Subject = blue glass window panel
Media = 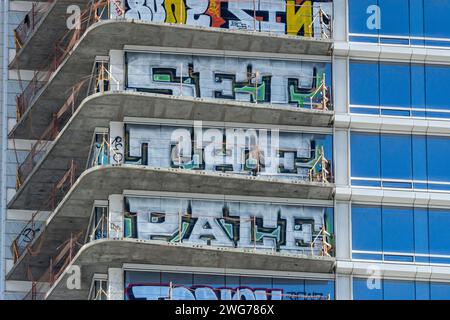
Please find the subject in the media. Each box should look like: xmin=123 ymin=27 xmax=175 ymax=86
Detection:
xmin=379 ymin=38 xmax=409 ymax=45
xmin=424 ymin=40 xmax=450 ymax=48
xmin=378 ymin=0 xmax=410 ymax=36
xmin=430 ymin=257 xmax=450 ymax=265
xmin=414 ymin=208 xmax=429 ymax=255
xmin=382 ymin=181 xmax=412 ymax=189
xmin=383 ymin=279 xmax=415 ymax=300
xmin=412 ymin=135 xmax=427 ymax=181
xmin=426 ymin=136 xmax=450 ymax=182
xmin=430 ymin=282 xmax=450 ymax=300
xmin=415 ymin=256 xmax=430 ymax=263
xmin=349 ymin=0 xmax=380 ymax=35
xmin=412 ymin=111 xmax=426 ymax=118
xmin=382 ymin=207 xmax=414 ymax=253
xmin=409 ymin=0 xmax=424 ymax=38
xmin=351 ymin=132 xmax=381 ymax=179
xmin=425 ymin=111 xmax=450 ymax=119
xmin=352 ymin=205 xmax=382 ymax=252
xmin=380 ymin=134 xmax=412 ymax=180
xmin=429 ymin=209 xmax=450 ymax=256
xmin=351 ymin=179 xmax=381 ymax=187
xmin=425 ymin=66 xmax=450 ymax=111
xmin=353 ymin=278 xmax=383 ymax=300
xmin=413 ymin=183 xmax=428 ymax=190
xmin=350 ymin=62 xmax=380 ymax=106
xmin=350 ymin=107 xmax=380 ymax=115
xmin=428 ymin=184 xmax=450 ymax=192
xmin=384 ymin=255 xmax=414 ymax=262
xmin=305 ymin=280 xmax=334 ymax=300
xmin=352 ymin=253 xmax=382 ymax=260
xmin=349 ymin=36 xmax=379 ymax=43
xmin=415 ymin=282 xmax=430 ymax=300
xmin=380 ymin=109 xmax=411 ymax=117
xmin=424 ymin=1 xmax=450 ymax=39
xmin=411 ymin=65 xmax=425 ymax=111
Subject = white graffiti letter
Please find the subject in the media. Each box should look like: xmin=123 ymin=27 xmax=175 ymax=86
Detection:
xmin=66 ymin=265 xmax=81 ymax=290
xmin=186 ymin=0 xmax=210 ymax=26
xmin=125 ymin=0 xmax=153 ymax=21
xmin=366 ymin=5 xmax=381 ymax=30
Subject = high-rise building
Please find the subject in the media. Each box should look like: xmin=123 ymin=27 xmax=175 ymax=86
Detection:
xmin=1 ymin=0 xmax=450 ymax=300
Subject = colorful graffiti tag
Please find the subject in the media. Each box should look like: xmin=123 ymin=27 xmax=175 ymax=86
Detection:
xmin=124 ymin=196 xmax=334 ymax=255
xmin=115 ymin=0 xmax=332 ymax=37
xmin=126 ymin=52 xmax=331 ymax=109
xmin=118 ymin=123 xmax=332 ymax=182
xmin=124 ymin=271 xmax=335 ymax=300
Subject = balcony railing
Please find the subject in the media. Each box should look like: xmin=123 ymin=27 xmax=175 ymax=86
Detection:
xmin=11 ymin=160 xmax=77 ymax=264
xmin=14 ymin=0 xmax=54 ymax=51
xmin=23 ymin=230 xmax=84 ymax=300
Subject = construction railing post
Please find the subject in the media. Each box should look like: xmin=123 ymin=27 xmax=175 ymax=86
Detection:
xmin=49 ymin=258 xmax=53 ymax=284
xmin=253 ymin=216 xmax=256 ymax=251
xmin=321 ymin=73 xmax=327 ymax=110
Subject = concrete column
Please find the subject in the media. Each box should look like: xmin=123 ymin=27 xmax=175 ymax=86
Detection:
xmin=332 ymin=56 xmax=348 ymax=115
xmin=109 ymin=121 xmax=124 ymax=165
xmin=333 ymin=0 xmax=348 ymax=42
xmin=336 ymin=274 xmax=352 ymax=300
xmin=107 ymin=268 xmax=124 ymax=300
xmin=335 ymin=201 xmax=351 ymax=260
xmin=334 ymin=129 xmax=350 ymax=187
xmin=108 ymin=194 xmax=124 ymax=239
xmin=109 ymin=50 xmax=124 ymax=90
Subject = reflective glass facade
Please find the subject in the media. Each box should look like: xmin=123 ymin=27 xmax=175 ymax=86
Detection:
xmin=351 ymin=132 xmax=450 ymax=190
xmin=352 ymin=205 xmax=450 ymax=264
xmin=350 ymin=61 xmax=450 ymax=118
xmin=349 ymin=0 xmax=450 ymax=47
xmin=353 ymin=278 xmax=450 ymax=300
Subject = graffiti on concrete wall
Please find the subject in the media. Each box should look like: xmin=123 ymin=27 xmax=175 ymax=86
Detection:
xmin=124 ymin=196 xmax=334 ymax=255
xmin=126 ymin=52 xmax=331 ymax=109
xmin=120 ymin=123 xmax=332 ymax=182
xmin=115 ymin=0 xmax=332 ymax=37
xmin=124 ymin=270 xmax=334 ymax=300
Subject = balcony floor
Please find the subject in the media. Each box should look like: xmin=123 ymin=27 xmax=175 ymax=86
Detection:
xmin=12 ymin=18 xmax=333 ymax=71
xmin=41 ymin=239 xmax=336 ymax=300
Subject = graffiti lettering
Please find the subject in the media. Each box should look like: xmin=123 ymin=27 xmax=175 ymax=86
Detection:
xmin=116 ymin=0 xmax=332 ymax=37
xmin=126 ymin=52 xmax=331 ymax=109
xmin=124 ymin=123 xmax=330 ymax=182
xmin=125 ymin=196 xmax=333 ymax=255
xmin=127 ymin=284 xmax=283 ymax=300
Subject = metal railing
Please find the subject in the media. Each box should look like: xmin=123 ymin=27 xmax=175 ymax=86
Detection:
xmin=15 ymin=0 xmax=105 ymax=121
xmin=14 ymin=0 xmax=54 ymax=51
xmin=23 ymin=230 xmax=84 ymax=300
xmin=11 ymin=160 xmax=77 ymax=263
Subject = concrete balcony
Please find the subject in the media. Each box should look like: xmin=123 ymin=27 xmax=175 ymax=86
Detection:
xmin=12 ymin=2 xmax=333 ymax=71
xmin=14 ymin=238 xmax=335 ymax=300
xmin=11 ymin=84 xmax=334 ymax=141
xmin=8 ymin=164 xmax=334 ymax=281
xmin=10 ymin=18 xmax=333 ymax=141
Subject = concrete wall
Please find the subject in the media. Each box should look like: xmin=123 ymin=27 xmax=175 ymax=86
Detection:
xmin=125 ymin=51 xmax=331 ymax=108
xmin=113 ymin=0 xmax=332 ymax=37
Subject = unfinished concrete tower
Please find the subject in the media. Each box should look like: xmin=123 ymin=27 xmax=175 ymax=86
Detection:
xmin=2 ymin=0 xmax=450 ymax=300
